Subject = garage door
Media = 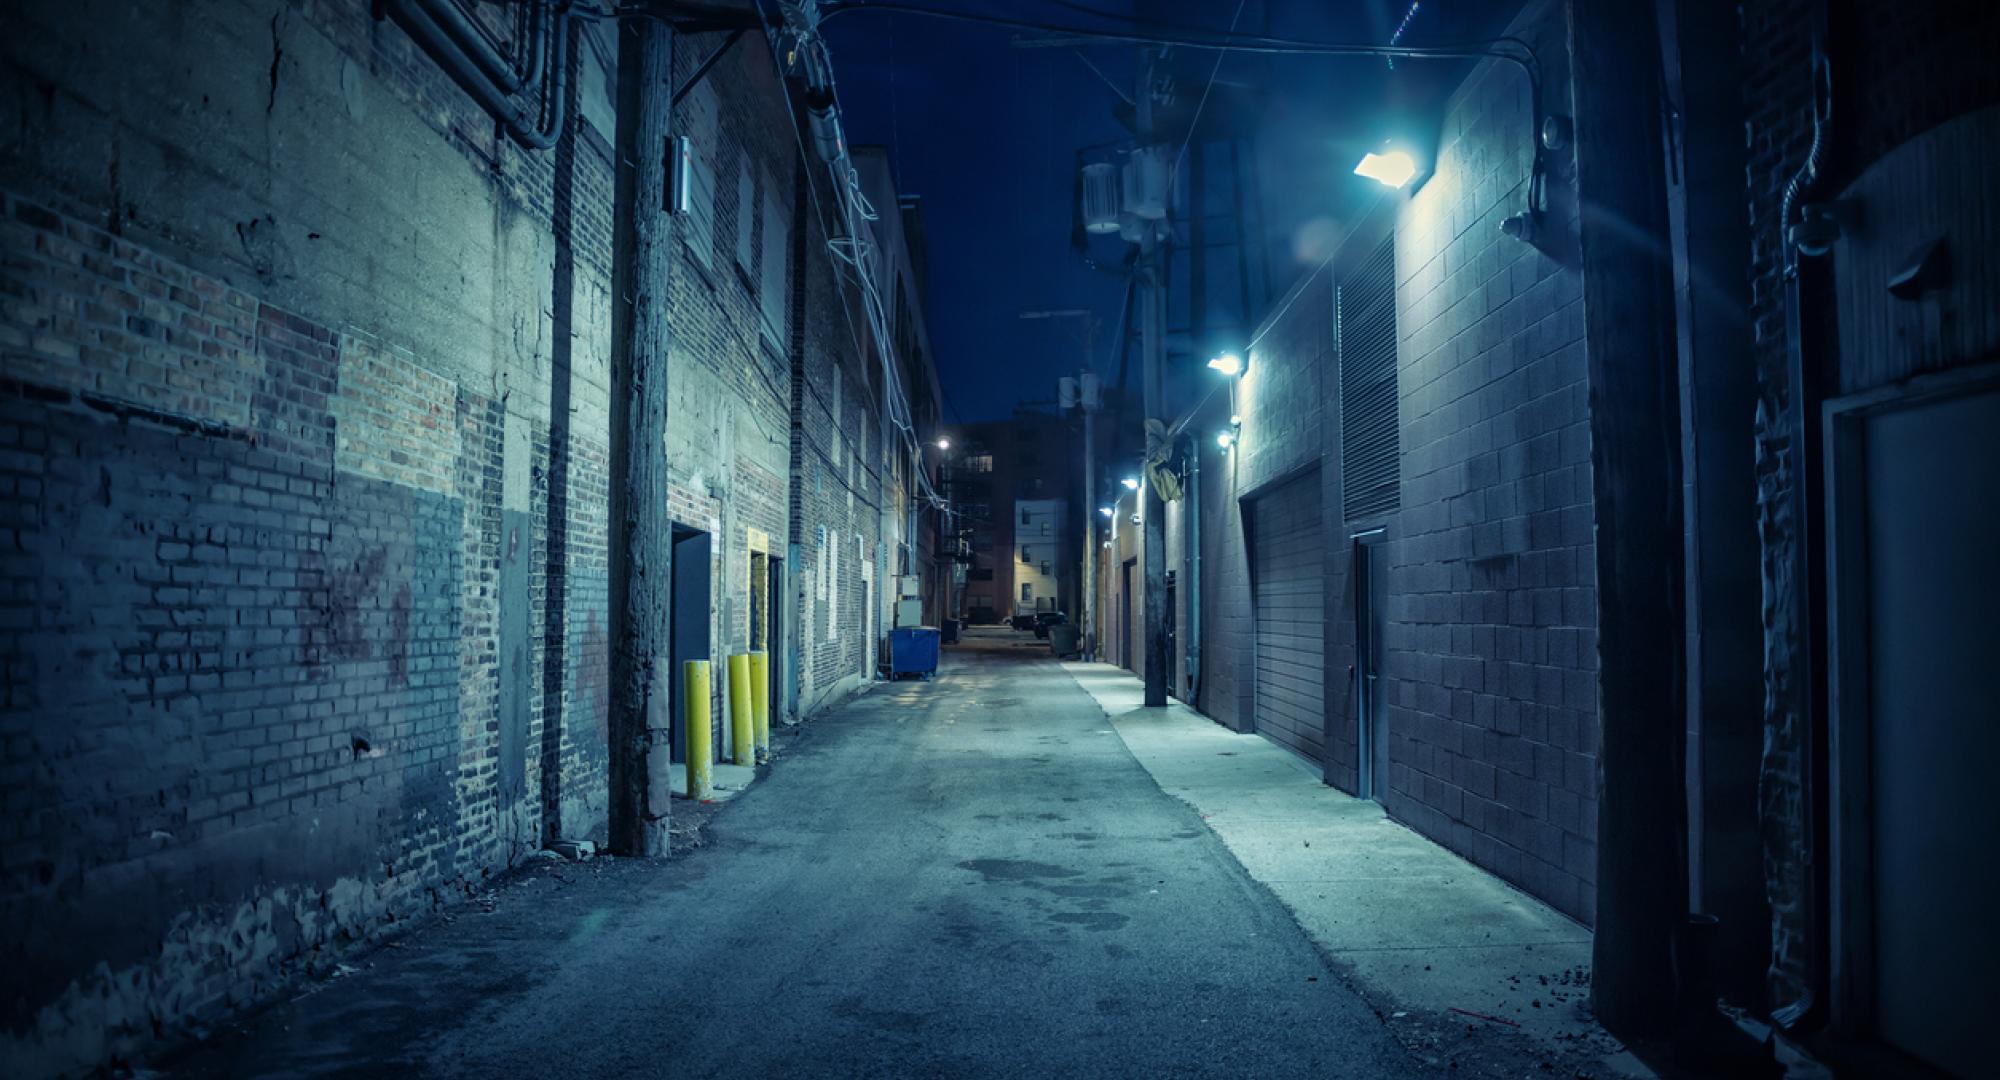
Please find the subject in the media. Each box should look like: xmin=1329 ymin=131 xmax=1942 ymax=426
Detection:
xmin=1250 ymin=471 xmax=1325 ymax=765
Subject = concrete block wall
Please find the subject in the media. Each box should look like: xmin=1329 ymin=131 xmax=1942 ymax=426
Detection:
xmin=1384 ymin=0 xmax=1595 ymax=923
xmin=0 ymin=0 xmax=626 ymax=1069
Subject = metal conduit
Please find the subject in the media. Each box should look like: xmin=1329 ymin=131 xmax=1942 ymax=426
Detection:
xmin=385 ymin=0 xmax=570 ymax=150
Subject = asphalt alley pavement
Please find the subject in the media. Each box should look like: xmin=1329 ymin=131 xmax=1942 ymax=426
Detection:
xmin=169 ymin=629 xmax=1430 ymax=1079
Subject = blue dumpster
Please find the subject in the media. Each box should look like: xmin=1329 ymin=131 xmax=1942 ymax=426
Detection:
xmin=889 ymin=627 xmax=940 ymax=680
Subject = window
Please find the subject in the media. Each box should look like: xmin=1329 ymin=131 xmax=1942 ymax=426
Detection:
xmin=1021 ymin=583 xmax=1033 ymax=602
xmin=966 ymin=454 xmax=993 ymax=473
xmin=1040 ymin=561 xmax=1050 ymax=576
xmin=1020 ymin=546 xmax=1031 ymax=563
xmin=734 ymin=157 xmax=756 ymax=275
xmin=680 ymin=84 xmax=720 ymax=268
xmin=1020 ymin=507 xmax=1031 ymax=525
xmin=1040 ymin=521 xmax=1050 ymax=536
xmin=759 ymin=172 xmax=789 ymax=344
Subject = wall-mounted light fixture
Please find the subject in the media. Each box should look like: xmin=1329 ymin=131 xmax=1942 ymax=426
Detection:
xmin=1216 ymin=430 xmax=1235 ymax=449
xmin=1354 ymin=148 xmax=1420 ymax=189
xmin=936 ymin=437 xmax=950 ymax=451
xmin=1206 ymin=353 xmax=1244 ymax=377
xmin=1121 ymin=476 xmax=1140 ymax=491
xmin=1099 ymin=506 xmax=1115 ymax=517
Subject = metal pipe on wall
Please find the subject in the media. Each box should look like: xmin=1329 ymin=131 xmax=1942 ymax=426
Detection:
xmin=385 ymin=0 xmax=570 ymax=150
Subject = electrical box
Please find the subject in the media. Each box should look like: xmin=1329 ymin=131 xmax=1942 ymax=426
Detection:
xmin=895 ymin=598 xmax=925 ymax=628
xmin=896 ymin=575 xmax=921 ymax=598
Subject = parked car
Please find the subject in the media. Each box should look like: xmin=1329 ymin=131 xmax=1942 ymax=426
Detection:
xmin=1032 ymin=611 xmax=1068 ymax=639
xmin=1010 ymin=614 xmax=1037 ymax=631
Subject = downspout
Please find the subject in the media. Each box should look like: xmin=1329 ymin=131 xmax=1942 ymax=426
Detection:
xmin=386 ymin=0 xmax=570 ymax=150
xmin=1769 ymin=3 xmax=1834 ymax=1032
xmin=1186 ymin=432 xmax=1201 ymax=702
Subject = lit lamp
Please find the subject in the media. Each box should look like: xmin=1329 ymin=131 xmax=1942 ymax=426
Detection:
xmin=1099 ymin=506 xmax=1115 ymax=517
xmin=1121 ymin=476 xmax=1140 ymax=491
xmin=1216 ymin=430 xmax=1235 ymax=449
xmin=936 ymin=437 xmax=951 ymax=451
xmin=1206 ymin=353 xmax=1244 ymax=377
xmin=1354 ymin=148 xmax=1420 ymax=189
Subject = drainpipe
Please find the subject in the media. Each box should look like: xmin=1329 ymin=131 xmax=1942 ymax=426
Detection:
xmin=385 ymin=0 xmax=570 ymax=150
xmin=1185 ymin=432 xmax=1201 ymax=702
xmin=1769 ymin=3 xmax=1835 ymax=1032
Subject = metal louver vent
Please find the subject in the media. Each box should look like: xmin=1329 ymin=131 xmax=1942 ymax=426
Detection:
xmin=1339 ymin=236 xmax=1401 ymax=522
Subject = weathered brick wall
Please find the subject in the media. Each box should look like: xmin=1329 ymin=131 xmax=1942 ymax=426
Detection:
xmin=1385 ymin=0 xmax=1594 ymax=922
xmin=0 ymin=0 xmax=620 ymax=1070
xmin=665 ymin=32 xmax=801 ymax=747
xmin=1739 ymin=0 xmax=2000 ymax=1018
xmin=789 ymin=199 xmax=883 ymax=714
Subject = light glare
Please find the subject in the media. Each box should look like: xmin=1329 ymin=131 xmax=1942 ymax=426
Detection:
xmin=1354 ymin=149 xmax=1419 ymax=189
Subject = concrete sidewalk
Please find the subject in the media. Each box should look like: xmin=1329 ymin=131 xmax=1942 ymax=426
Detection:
xmin=1062 ymin=661 xmax=1648 ymax=1077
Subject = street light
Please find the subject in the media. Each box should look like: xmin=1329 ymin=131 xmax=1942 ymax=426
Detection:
xmin=1354 ymin=148 xmax=1419 ymax=189
xmin=1207 ymin=353 xmax=1244 ymax=377
xmin=936 ymin=437 xmax=950 ymax=451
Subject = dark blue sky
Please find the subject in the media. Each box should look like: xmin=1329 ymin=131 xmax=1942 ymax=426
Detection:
xmin=824 ymin=1 xmax=1491 ymax=424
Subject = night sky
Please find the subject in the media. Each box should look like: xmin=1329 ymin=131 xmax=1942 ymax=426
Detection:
xmin=825 ymin=0 xmax=1495 ymax=425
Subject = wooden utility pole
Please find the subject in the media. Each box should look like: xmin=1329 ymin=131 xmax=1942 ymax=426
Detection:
xmin=607 ymin=16 xmax=675 ymax=857
xmin=1137 ymin=48 xmax=1169 ymax=708
xmin=1567 ymin=0 xmax=1689 ymax=1037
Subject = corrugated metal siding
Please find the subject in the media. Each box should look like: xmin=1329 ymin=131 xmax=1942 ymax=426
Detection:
xmin=1339 ymin=235 xmax=1400 ymax=522
xmin=1250 ymin=470 xmax=1325 ymax=764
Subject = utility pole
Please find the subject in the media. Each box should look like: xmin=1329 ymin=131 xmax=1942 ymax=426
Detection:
xmin=606 ymin=16 xmax=675 ymax=856
xmin=1023 ymin=309 xmax=1102 ymax=661
xmin=1569 ymin=0 xmax=1688 ymax=1039
xmin=1137 ymin=48 xmax=1168 ymax=708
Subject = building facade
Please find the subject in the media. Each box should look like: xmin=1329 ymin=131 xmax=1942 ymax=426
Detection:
xmin=1091 ymin=0 xmax=1999 ymax=1068
xmin=0 ymin=2 xmax=941 ymax=1071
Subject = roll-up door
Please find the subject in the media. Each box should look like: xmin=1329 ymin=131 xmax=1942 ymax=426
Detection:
xmin=1250 ymin=470 xmax=1325 ymax=765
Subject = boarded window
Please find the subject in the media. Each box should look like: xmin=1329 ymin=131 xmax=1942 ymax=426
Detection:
xmin=1339 ymin=235 xmax=1401 ymax=522
xmin=759 ymin=173 xmax=789 ymax=344
xmin=679 ymin=84 xmax=720 ymax=268
xmin=734 ymin=158 xmax=756 ymax=275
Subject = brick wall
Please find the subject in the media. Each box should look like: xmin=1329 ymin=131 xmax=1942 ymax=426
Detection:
xmin=665 ymin=32 xmax=806 ymax=746
xmin=0 ymin=0 xmax=623 ymax=1069
xmin=1739 ymin=0 xmax=2000 ymax=1018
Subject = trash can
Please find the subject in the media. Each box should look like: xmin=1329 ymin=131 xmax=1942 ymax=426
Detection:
xmin=1048 ymin=623 xmax=1081 ymax=658
xmin=941 ymin=618 xmax=960 ymax=644
xmin=889 ymin=626 xmax=940 ymax=680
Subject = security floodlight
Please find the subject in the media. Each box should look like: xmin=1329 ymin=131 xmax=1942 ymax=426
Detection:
xmin=1121 ymin=477 xmax=1140 ymax=491
xmin=1354 ymin=149 xmax=1419 ymax=189
xmin=1099 ymin=506 xmax=1115 ymax=517
xmin=1230 ymin=414 xmax=1242 ymax=426
xmin=936 ymin=438 xmax=950 ymax=451
xmin=1207 ymin=353 xmax=1244 ymax=377
xmin=1216 ymin=431 xmax=1235 ymax=449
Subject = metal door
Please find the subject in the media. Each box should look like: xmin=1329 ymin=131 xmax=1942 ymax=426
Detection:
xmin=1249 ymin=471 xmax=1325 ymax=765
xmin=1353 ymin=531 xmax=1389 ymax=799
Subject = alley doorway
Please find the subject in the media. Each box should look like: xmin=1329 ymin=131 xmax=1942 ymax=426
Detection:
xmin=1826 ymin=372 xmax=2000 ymax=1078
xmin=669 ymin=526 xmax=712 ymax=762
xmin=1352 ymin=530 xmax=1389 ymax=800
xmin=1248 ymin=470 xmax=1326 ymax=767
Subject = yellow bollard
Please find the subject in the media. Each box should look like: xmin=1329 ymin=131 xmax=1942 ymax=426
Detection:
xmin=749 ymin=651 xmax=770 ymax=762
xmin=727 ymin=653 xmax=754 ymax=767
xmin=684 ymin=660 xmax=713 ymax=800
